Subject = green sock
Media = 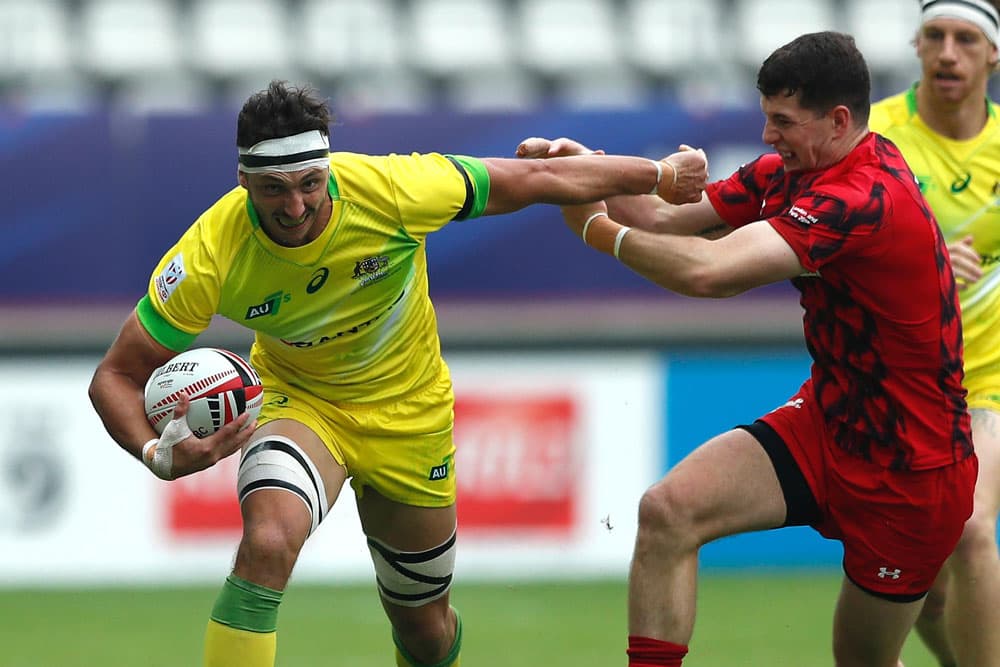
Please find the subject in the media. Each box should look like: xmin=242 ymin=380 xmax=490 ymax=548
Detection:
xmin=210 ymin=574 xmax=283 ymax=632
xmin=204 ymin=575 xmax=284 ymax=667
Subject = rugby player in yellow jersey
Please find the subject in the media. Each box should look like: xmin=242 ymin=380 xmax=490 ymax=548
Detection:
xmin=870 ymin=1 xmax=1000 ymax=665
xmin=87 ymin=80 xmax=708 ymax=667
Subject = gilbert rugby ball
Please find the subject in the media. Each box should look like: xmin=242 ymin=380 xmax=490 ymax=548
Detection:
xmin=144 ymin=347 xmax=263 ymax=437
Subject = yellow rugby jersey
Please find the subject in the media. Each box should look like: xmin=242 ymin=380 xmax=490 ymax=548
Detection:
xmin=871 ymin=85 xmax=1000 ymax=381
xmin=138 ymin=151 xmax=489 ymax=403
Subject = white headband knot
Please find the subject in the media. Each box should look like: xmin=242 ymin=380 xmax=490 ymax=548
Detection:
xmin=921 ymin=0 xmax=1000 ymax=45
xmin=237 ymin=129 xmax=330 ymax=174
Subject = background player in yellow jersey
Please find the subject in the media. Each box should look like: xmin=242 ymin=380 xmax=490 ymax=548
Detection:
xmin=87 ymin=80 xmax=708 ymax=667
xmin=870 ymin=1 xmax=1000 ymax=665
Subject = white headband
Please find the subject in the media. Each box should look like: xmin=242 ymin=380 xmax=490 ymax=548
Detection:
xmin=237 ymin=129 xmax=330 ymax=173
xmin=921 ymin=0 xmax=1000 ymax=45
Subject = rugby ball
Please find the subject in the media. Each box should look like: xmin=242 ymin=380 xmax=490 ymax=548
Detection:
xmin=144 ymin=347 xmax=263 ymax=437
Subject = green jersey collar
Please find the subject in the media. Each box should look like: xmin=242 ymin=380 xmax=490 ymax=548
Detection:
xmin=906 ymin=82 xmax=996 ymax=119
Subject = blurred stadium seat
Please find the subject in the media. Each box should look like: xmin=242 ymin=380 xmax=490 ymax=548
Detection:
xmin=189 ymin=0 xmax=295 ymax=82
xmin=844 ymin=0 xmax=922 ymax=91
xmin=0 ymin=0 xmax=946 ymax=111
xmin=0 ymin=0 xmax=99 ymax=110
xmin=731 ymin=0 xmax=840 ymax=72
xmin=625 ymin=0 xmax=728 ymax=80
xmin=76 ymin=0 xmax=212 ymax=112
xmin=297 ymin=0 xmax=403 ymax=80
xmin=516 ymin=0 xmax=624 ymax=77
xmin=622 ymin=0 xmax=750 ymax=107
xmin=78 ymin=0 xmax=184 ymax=83
xmin=514 ymin=0 xmax=643 ymax=108
xmin=408 ymin=0 xmax=514 ymax=78
xmin=0 ymin=0 xmax=74 ymax=80
xmin=407 ymin=0 xmax=539 ymax=110
xmin=296 ymin=0 xmax=433 ymax=113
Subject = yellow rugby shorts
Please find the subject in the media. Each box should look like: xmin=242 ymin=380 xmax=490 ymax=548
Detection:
xmin=254 ymin=362 xmax=457 ymax=507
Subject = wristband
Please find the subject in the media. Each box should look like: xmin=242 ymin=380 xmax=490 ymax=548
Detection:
xmin=663 ymin=160 xmax=677 ymax=193
xmin=613 ymin=226 xmax=632 ymax=260
xmin=141 ymin=438 xmax=158 ymax=464
xmin=649 ymin=160 xmax=663 ymax=195
xmin=583 ymin=215 xmax=626 ymax=256
xmin=581 ymin=211 xmax=608 ymax=244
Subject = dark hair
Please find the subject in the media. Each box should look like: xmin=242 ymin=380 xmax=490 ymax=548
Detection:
xmin=756 ymin=31 xmax=871 ymax=125
xmin=236 ymin=80 xmax=333 ymax=148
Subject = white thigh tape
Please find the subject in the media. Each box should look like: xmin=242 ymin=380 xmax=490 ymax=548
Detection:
xmin=367 ymin=529 xmax=457 ymax=608
xmin=237 ymin=436 xmax=329 ymax=535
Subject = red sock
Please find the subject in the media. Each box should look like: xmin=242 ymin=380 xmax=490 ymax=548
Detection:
xmin=627 ymin=635 xmax=688 ymax=666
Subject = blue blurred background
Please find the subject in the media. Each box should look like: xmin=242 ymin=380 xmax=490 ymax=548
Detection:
xmin=2 ymin=107 xmax=771 ymax=303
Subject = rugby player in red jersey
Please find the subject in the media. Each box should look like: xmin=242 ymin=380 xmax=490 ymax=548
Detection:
xmin=519 ymin=31 xmax=976 ymax=667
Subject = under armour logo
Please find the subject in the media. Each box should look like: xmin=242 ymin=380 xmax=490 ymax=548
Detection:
xmin=877 ymin=567 xmax=901 ymax=580
xmin=773 ymin=398 xmax=804 ymax=412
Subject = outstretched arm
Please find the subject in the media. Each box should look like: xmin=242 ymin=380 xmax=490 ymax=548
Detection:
xmin=480 ymin=150 xmax=707 ymax=216
xmin=514 ymin=136 xmax=722 ymax=236
xmin=562 ymin=203 xmax=804 ymax=298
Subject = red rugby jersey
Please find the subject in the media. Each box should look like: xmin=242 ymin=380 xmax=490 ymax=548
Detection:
xmin=706 ymin=133 xmax=972 ymax=470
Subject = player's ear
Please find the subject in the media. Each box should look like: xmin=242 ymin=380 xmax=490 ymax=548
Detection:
xmin=238 ymin=170 xmax=249 ymax=189
xmin=831 ymin=105 xmax=852 ymax=134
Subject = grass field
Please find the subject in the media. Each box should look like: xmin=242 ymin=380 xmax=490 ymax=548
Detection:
xmin=0 ymin=573 xmax=939 ymax=666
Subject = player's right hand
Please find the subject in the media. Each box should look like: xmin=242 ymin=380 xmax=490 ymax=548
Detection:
xmin=144 ymin=393 xmax=256 ymax=480
xmin=948 ymin=235 xmax=982 ymax=287
xmin=516 ymin=136 xmax=602 ymax=158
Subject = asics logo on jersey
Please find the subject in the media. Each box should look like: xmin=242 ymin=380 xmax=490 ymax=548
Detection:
xmin=245 ymin=290 xmax=290 ymax=320
xmin=306 ymin=267 xmax=329 ymax=294
xmin=951 ymin=172 xmax=972 ymax=193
